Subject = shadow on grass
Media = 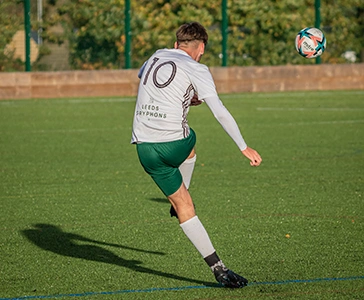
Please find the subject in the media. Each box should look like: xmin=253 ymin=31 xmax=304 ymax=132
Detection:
xmin=21 ymin=224 xmax=217 ymax=287
xmin=149 ymin=197 xmax=169 ymax=204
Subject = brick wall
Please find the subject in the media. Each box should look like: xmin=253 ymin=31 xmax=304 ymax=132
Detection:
xmin=0 ymin=63 xmax=363 ymax=100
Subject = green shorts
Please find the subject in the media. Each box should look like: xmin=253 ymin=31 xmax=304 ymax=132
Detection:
xmin=136 ymin=129 xmax=196 ymax=196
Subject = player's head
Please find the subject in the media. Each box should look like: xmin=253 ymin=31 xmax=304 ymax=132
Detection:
xmin=176 ymin=22 xmax=208 ymax=46
xmin=175 ymin=22 xmax=208 ymax=62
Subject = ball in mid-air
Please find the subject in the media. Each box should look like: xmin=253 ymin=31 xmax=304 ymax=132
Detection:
xmin=295 ymin=27 xmax=326 ymax=59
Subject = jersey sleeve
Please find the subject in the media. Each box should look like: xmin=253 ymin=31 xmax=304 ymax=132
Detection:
xmin=204 ymin=96 xmax=248 ymax=151
xmin=189 ymin=64 xmax=219 ymax=99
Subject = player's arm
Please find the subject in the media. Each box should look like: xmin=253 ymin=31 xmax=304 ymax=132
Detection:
xmin=204 ymin=96 xmax=262 ymax=166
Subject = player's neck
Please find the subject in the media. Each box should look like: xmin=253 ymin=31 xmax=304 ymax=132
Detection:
xmin=174 ymin=41 xmax=204 ymax=62
xmin=176 ymin=46 xmax=203 ymax=62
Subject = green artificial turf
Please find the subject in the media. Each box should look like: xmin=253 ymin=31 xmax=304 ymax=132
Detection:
xmin=0 ymin=90 xmax=363 ymax=299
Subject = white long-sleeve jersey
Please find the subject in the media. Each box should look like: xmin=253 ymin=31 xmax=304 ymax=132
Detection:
xmin=131 ymin=48 xmax=247 ymax=151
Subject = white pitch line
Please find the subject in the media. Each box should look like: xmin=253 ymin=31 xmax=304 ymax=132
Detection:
xmin=280 ymin=120 xmax=364 ymax=126
xmin=67 ymin=98 xmax=136 ymax=104
xmin=28 ymin=127 xmax=125 ymax=134
xmin=0 ymin=97 xmax=136 ymax=106
xmin=0 ymin=127 xmax=125 ymax=134
xmin=25 ymin=120 xmax=364 ymax=133
xmin=257 ymin=107 xmax=364 ymax=111
xmin=221 ymin=90 xmax=364 ymax=99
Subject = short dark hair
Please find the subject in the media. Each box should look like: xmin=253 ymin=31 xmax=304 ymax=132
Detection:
xmin=176 ymin=22 xmax=208 ymax=46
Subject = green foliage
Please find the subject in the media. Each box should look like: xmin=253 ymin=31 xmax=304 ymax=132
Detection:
xmin=0 ymin=0 xmax=24 ymax=71
xmin=321 ymin=0 xmax=364 ymax=63
xmin=132 ymin=1 xmax=221 ymax=68
xmin=0 ymin=0 xmax=363 ymax=70
xmin=0 ymin=0 xmax=66 ymax=71
xmin=226 ymin=0 xmax=364 ymax=65
xmin=56 ymin=0 xmax=125 ymax=69
xmin=227 ymin=0 xmax=312 ymax=66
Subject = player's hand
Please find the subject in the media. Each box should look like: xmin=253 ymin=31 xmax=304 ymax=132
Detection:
xmin=242 ymin=147 xmax=262 ymax=167
xmin=190 ymin=94 xmax=203 ymax=106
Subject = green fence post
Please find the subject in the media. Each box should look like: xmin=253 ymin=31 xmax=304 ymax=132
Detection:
xmin=222 ymin=0 xmax=228 ymax=67
xmin=24 ymin=0 xmax=31 ymax=71
xmin=124 ymin=0 xmax=131 ymax=69
xmin=315 ymin=0 xmax=321 ymax=64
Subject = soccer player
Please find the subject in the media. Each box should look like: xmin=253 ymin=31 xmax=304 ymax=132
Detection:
xmin=131 ymin=22 xmax=262 ymax=288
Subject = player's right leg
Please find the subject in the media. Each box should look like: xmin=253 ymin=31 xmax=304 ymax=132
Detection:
xmin=167 ymin=182 xmax=195 ymax=223
xmin=170 ymin=148 xmax=197 ymax=218
xmin=135 ymin=131 xmax=248 ymax=288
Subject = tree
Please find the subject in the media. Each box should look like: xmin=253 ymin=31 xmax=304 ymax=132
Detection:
xmin=0 ymin=0 xmax=25 ymax=71
xmin=49 ymin=0 xmax=364 ymax=68
xmin=226 ymin=0 xmax=364 ymax=65
xmin=321 ymin=0 xmax=364 ymax=63
xmin=1 ymin=0 xmax=363 ymax=71
xmin=57 ymin=0 xmax=125 ymax=69
xmin=131 ymin=1 xmax=222 ymax=68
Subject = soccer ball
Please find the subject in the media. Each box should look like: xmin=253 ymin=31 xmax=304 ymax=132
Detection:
xmin=295 ymin=27 xmax=326 ymax=59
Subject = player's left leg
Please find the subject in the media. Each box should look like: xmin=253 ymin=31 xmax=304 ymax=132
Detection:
xmin=179 ymin=148 xmax=196 ymax=190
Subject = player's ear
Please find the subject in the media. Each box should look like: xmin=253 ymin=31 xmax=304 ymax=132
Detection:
xmin=174 ymin=42 xmax=178 ymax=49
xmin=199 ymin=42 xmax=205 ymax=55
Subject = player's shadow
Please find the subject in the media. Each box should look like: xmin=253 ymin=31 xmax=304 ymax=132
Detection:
xmin=21 ymin=224 xmax=216 ymax=286
xmin=149 ymin=197 xmax=169 ymax=204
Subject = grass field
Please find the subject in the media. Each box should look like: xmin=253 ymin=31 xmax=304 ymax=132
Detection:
xmin=0 ymin=90 xmax=363 ymax=299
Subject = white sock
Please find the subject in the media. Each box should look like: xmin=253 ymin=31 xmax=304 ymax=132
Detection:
xmin=180 ymin=215 xmax=215 ymax=258
xmin=179 ymin=155 xmax=196 ymax=189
